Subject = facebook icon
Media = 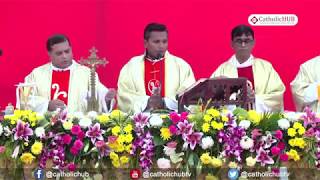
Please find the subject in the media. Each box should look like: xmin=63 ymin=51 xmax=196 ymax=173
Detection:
xmin=34 ymin=168 xmax=45 ymax=180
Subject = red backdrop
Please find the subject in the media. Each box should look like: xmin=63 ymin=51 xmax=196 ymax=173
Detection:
xmin=1 ymin=0 xmax=319 ymax=111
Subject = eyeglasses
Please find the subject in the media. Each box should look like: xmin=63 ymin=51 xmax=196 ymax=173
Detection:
xmin=233 ymin=39 xmax=254 ymax=46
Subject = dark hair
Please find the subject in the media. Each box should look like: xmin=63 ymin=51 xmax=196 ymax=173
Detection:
xmin=144 ymin=23 xmax=168 ymax=40
xmin=46 ymin=34 xmax=71 ymax=52
xmin=231 ymin=25 xmax=254 ymax=40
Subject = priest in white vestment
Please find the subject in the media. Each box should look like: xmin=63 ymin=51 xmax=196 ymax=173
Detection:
xmin=210 ymin=25 xmax=285 ymax=112
xmin=291 ymin=56 xmax=320 ymax=112
xmin=117 ymin=23 xmax=195 ymax=113
xmin=17 ymin=34 xmax=116 ymax=114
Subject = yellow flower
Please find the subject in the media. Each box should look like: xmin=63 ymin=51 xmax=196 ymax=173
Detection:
xmin=112 ymin=160 xmax=121 ymax=168
xmin=221 ymin=115 xmax=229 ymax=122
xmin=295 ymin=138 xmax=306 ymax=149
xmin=110 ymin=110 xmax=122 ymax=119
xmin=24 ymin=142 xmax=29 ymax=146
xmin=287 ymin=149 xmax=300 ymax=161
xmin=202 ymin=123 xmax=210 ymax=133
xmin=124 ymin=124 xmax=133 ymax=133
xmin=246 ymin=156 xmax=256 ymax=167
xmin=125 ymin=134 xmax=133 ymax=143
xmin=211 ymin=157 xmax=222 ymax=167
xmin=203 ymin=114 xmax=212 ymax=122
xmin=287 ymin=128 xmax=296 ymax=137
xmin=288 ymin=139 xmax=295 ymax=147
xmin=31 ymin=141 xmax=43 ymax=155
xmin=160 ymin=128 xmax=171 ymax=141
xmin=293 ymin=122 xmax=303 ymax=129
xmin=298 ymin=127 xmax=305 ymax=135
xmin=207 ymin=108 xmax=220 ymax=118
xmin=112 ymin=126 xmax=121 ymax=136
xmin=117 ymin=134 xmax=126 ymax=144
xmin=20 ymin=152 xmax=35 ymax=164
xmin=200 ymin=153 xmax=212 ymax=165
xmin=62 ymin=121 xmax=73 ymax=130
xmin=228 ymin=162 xmax=238 ymax=168
xmin=116 ymin=144 xmax=125 ymax=153
xmin=110 ymin=152 xmax=119 ymax=161
xmin=120 ymin=156 xmax=129 ymax=164
xmin=211 ymin=121 xmax=224 ymax=130
xmin=97 ymin=114 xmax=110 ymax=124
xmin=160 ymin=114 xmax=169 ymax=119
xmin=125 ymin=144 xmax=132 ymax=153
xmin=247 ymin=110 xmax=261 ymax=124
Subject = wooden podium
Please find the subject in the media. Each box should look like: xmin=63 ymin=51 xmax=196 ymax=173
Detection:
xmin=176 ymin=78 xmax=255 ymax=113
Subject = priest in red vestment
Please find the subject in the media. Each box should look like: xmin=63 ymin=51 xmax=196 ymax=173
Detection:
xmin=17 ymin=34 xmax=116 ymax=114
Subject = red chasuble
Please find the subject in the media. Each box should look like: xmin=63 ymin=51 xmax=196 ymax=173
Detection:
xmin=144 ymin=57 xmax=165 ymax=97
xmin=51 ymin=70 xmax=70 ymax=105
xmin=237 ymin=66 xmax=255 ymax=90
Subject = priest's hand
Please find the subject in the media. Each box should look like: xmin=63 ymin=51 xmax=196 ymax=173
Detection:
xmin=48 ymin=99 xmax=66 ymax=111
xmin=105 ymin=88 xmax=117 ymax=103
xmin=247 ymin=81 xmax=255 ymax=101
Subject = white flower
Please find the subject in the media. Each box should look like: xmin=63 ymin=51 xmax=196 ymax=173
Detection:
xmin=87 ymin=111 xmax=98 ymax=120
xmin=35 ymin=127 xmax=45 ymax=138
xmin=284 ymin=112 xmax=301 ymax=122
xmin=200 ymin=136 xmax=214 ymax=150
xmin=278 ymin=118 xmax=290 ymax=130
xmin=79 ymin=117 xmax=92 ymax=129
xmin=240 ymin=136 xmax=254 ymax=150
xmin=163 ymin=146 xmax=176 ymax=156
xmin=246 ymin=156 xmax=256 ymax=167
xmin=157 ymin=158 xmax=171 ymax=169
xmin=0 ymin=124 xmax=3 ymax=136
xmin=4 ymin=126 xmax=12 ymax=136
xmin=149 ymin=115 xmax=163 ymax=127
xmin=239 ymin=120 xmax=251 ymax=130
xmin=73 ymin=112 xmax=85 ymax=119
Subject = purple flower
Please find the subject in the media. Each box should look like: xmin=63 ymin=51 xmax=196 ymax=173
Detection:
xmin=85 ymin=123 xmax=105 ymax=144
xmin=13 ymin=120 xmax=33 ymax=141
xmin=183 ymin=132 xmax=203 ymax=150
xmin=301 ymin=106 xmax=320 ymax=128
xmin=95 ymin=141 xmax=110 ymax=158
xmin=177 ymin=120 xmax=193 ymax=139
xmin=256 ymin=147 xmax=274 ymax=166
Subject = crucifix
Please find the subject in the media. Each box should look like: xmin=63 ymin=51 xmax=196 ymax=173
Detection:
xmin=80 ymin=47 xmax=108 ymax=112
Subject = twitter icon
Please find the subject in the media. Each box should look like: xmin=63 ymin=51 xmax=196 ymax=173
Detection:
xmin=228 ymin=168 xmax=239 ymax=180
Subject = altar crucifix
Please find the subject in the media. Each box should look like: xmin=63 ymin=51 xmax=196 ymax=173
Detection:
xmin=80 ymin=47 xmax=108 ymax=112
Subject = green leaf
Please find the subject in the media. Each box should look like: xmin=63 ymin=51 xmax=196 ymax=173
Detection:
xmin=153 ymin=135 xmax=165 ymax=146
xmin=188 ymin=153 xmax=195 ymax=167
xmin=84 ymin=141 xmax=90 ymax=153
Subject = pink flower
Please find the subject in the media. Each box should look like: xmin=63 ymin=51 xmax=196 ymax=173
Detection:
xmin=71 ymin=125 xmax=81 ymax=135
xmin=169 ymin=112 xmax=181 ymax=124
xmin=12 ymin=120 xmax=33 ymax=141
xmin=166 ymin=141 xmax=177 ymax=148
xmin=108 ymin=136 xmax=118 ymax=143
xmin=68 ymin=163 xmax=76 ymax=171
xmin=62 ymin=134 xmax=72 ymax=145
xmin=73 ymin=139 xmax=84 ymax=150
xmin=280 ymin=153 xmax=288 ymax=162
xmin=0 ymin=146 xmax=6 ymax=154
xmin=169 ymin=125 xmax=177 ymax=135
xmin=95 ymin=141 xmax=105 ymax=148
xmin=77 ymin=131 xmax=85 ymax=140
xmin=70 ymin=147 xmax=79 ymax=156
xmin=274 ymin=130 xmax=283 ymax=140
xmin=251 ymin=129 xmax=262 ymax=139
xmin=85 ymin=123 xmax=105 ymax=144
xmin=271 ymin=146 xmax=280 ymax=155
xmin=277 ymin=142 xmax=285 ymax=150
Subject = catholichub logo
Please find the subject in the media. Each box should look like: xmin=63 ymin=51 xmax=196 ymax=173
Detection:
xmin=248 ymin=14 xmax=298 ymax=26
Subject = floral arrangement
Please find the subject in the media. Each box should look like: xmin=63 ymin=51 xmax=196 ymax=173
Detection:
xmin=1 ymin=106 xmax=320 ymax=179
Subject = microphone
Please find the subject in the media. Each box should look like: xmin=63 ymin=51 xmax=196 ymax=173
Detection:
xmin=0 ymin=49 xmax=2 ymax=56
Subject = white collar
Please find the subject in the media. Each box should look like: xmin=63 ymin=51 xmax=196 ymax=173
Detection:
xmin=229 ymin=54 xmax=254 ymax=68
xmin=51 ymin=60 xmax=76 ymax=71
